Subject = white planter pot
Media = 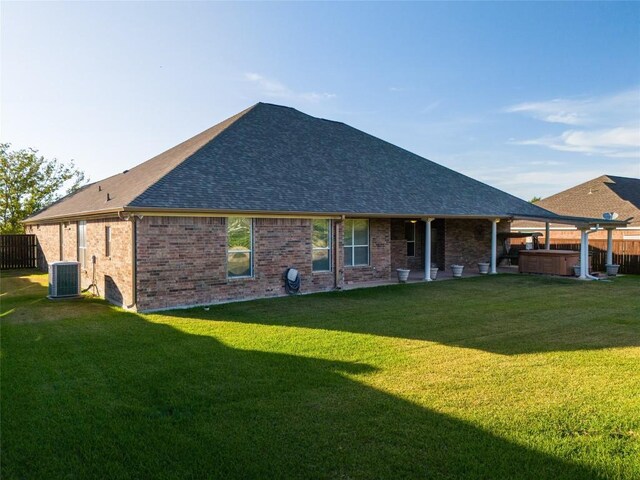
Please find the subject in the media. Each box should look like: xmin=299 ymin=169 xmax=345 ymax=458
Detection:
xmin=451 ymin=264 xmax=464 ymax=278
xmin=430 ymin=267 xmax=439 ymax=280
xmin=478 ymin=262 xmax=490 ymax=274
xmin=573 ymin=265 xmax=581 ymax=277
xmin=605 ymin=264 xmax=620 ymax=276
xmin=397 ymin=268 xmax=410 ymax=283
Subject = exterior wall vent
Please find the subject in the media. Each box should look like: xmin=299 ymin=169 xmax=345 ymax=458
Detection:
xmin=48 ymin=261 xmax=81 ymax=299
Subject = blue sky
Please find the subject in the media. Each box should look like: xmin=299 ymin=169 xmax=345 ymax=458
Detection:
xmin=2 ymin=1 xmax=639 ymax=200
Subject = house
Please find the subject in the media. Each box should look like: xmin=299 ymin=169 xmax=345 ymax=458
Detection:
xmin=512 ymin=175 xmax=640 ymax=241
xmin=24 ymin=103 xmax=626 ymax=311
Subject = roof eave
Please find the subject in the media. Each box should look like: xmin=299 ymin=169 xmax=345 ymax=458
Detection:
xmin=22 ymin=208 xmax=126 ymax=225
xmin=124 ymin=206 xmax=520 ymax=219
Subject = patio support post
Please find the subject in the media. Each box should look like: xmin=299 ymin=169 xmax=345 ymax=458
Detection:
xmin=424 ymin=218 xmax=434 ymax=281
xmin=490 ymin=219 xmax=499 ymax=274
xmin=545 ymin=222 xmax=550 ymax=249
xmin=579 ymin=228 xmax=588 ymax=280
xmin=606 ymin=228 xmax=614 ymax=266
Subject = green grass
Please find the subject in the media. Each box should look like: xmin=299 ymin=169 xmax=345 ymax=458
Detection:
xmin=1 ymin=270 xmax=639 ymax=479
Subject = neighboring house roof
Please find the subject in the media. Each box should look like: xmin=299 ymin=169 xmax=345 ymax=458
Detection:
xmin=513 ymin=175 xmax=640 ymax=229
xmin=25 ymin=103 xmax=626 ymax=226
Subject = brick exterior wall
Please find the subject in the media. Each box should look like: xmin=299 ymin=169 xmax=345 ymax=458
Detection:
xmin=444 ymin=219 xmax=510 ymax=269
xmin=342 ymin=219 xmax=391 ymax=284
xmin=28 ymin=224 xmax=61 ymax=266
xmin=135 ymin=216 xmax=338 ymax=311
xmin=390 ymin=219 xmax=446 ymax=273
xmin=28 ymin=218 xmax=134 ymax=307
xmin=29 ymin=214 xmax=516 ymax=311
xmin=62 ymin=222 xmax=77 ymax=262
xmin=390 ymin=219 xmax=407 ymax=271
xmin=390 ymin=219 xmax=424 ymax=270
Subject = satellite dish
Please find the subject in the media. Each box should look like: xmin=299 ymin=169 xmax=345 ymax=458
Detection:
xmin=602 ymin=212 xmax=619 ymax=220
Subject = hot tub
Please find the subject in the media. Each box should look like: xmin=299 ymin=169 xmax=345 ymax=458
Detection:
xmin=518 ymin=249 xmax=582 ymax=276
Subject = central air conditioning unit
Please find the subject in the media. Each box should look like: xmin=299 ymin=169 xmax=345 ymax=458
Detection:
xmin=48 ymin=261 xmax=81 ymax=299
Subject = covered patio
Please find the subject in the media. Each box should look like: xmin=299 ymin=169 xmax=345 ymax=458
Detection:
xmin=387 ymin=213 xmax=629 ymax=286
xmin=512 ymin=213 xmax=630 ymax=280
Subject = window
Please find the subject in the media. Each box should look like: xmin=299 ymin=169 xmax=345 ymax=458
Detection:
xmin=227 ymin=217 xmax=253 ymax=278
xmin=344 ymin=219 xmax=369 ymax=266
xmin=312 ymin=219 xmax=331 ymax=271
xmin=77 ymin=221 xmax=87 ymax=268
xmin=105 ymin=226 xmax=111 ymax=257
xmin=405 ymin=222 xmax=416 ymax=257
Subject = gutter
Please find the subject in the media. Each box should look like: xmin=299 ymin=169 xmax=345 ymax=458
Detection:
xmin=23 ymin=208 xmax=125 ymax=225
xmin=123 ymin=206 xmax=516 ymax=220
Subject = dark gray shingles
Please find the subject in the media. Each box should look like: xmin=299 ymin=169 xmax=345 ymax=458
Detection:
xmin=130 ymin=103 xmax=553 ymax=218
xmin=26 ymin=105 xmax=256 ymax=222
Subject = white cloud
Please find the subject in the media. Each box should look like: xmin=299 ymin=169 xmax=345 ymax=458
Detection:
xmin=528 ymin=160 xmax=564 ymax=166
xmin=244 ymin=73 xmax=336 ymax=103
xmin=419 ymin=100 xmax=442 ymax=114
xmin=506 ymin=88 xmax=640 ymax=159
xmin=505 ymin=89 xmax=640 ymax=126
xmin=512 ymin=126 xmax=640 ymax=158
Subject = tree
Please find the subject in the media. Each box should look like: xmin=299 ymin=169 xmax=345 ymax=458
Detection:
xmin=0 ymin=143 xmax=87 ymax=234
xmin=529 ymin=196 xmax=542 ymax=203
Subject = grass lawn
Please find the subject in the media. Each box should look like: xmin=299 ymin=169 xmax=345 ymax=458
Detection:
xmin=1 ymin=270 xmax=639 ymax=479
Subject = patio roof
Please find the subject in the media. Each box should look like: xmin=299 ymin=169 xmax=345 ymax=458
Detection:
xmin=510 ymin=213 xmax=630 ymax=228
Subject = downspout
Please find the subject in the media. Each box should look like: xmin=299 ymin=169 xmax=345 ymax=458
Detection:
xmin=130 ymin=216 xmax=137 ymax=308
xmin=119 ymin=211 xmax=137 ymax=309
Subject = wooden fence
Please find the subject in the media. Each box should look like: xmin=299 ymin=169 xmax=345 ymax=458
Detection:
xmin=0 ymin=234 xmax=39 ymax=269
xmin=547 ymin=240 xmax=640 ymax=274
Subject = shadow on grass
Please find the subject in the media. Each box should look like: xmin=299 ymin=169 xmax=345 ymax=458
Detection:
xmin=2 ymin=272 xmax=606 ymax=479
xmin=166 ymin=274 xmax=640 ymax=355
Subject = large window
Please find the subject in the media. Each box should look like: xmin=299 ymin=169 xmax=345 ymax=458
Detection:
xmin=77 ymin=221 xmax=87 ymax=268
xmin=227 ymin=217 xmax=253 ymax=278
xmin=405 ymin=222 xmax=416 ymax=257
xmin=312 ymin=219 xmax=331 ymax=271
xmin=344 ymin=219 xmax=369 ymax=266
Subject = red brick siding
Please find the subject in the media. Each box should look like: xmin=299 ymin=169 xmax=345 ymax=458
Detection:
xmin=406 ymin=222 xmax=423 ymax=271
xmin=444 ymin=219 xmax=510 ymax=269
xmin=28 ymin=219 xmax=133 ymax=307
xmin=389 ymin=219 xmax=445 ymax=273
xmin=135 ymin=216 xmax=337 ymax=311
xmin=27 ymin=224 xmax=60 ymax=267
xmin=62 ymin=222 xmax=77 ymax=262
xmin=82 ymin=219 xmax=133 ymax=307
xmin=390 ymin=219 xmax=407 ymax=271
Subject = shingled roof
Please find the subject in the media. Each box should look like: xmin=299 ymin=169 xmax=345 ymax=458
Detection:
xmin=25 ymin=103 xmax=622 ymax=224
xmin=514 ymin=175 xmax=640 ymax=229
